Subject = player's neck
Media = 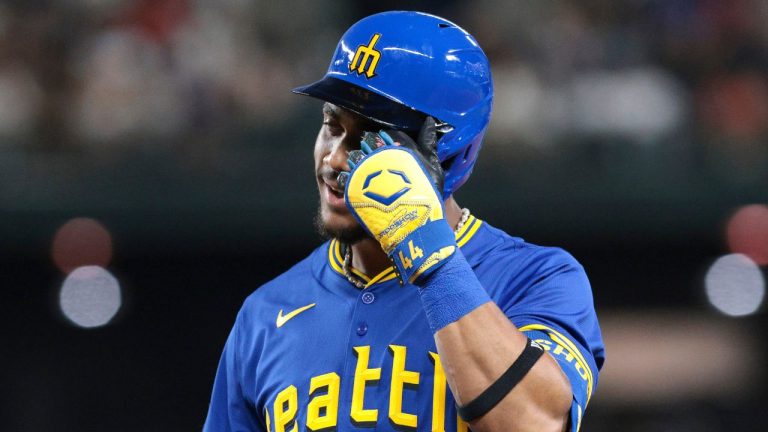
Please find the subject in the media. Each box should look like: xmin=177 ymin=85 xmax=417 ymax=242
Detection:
xmin=349 ymin=197 xmax=463 ymax=278
xmin=348 ymin=238 xmax=391 ymax=278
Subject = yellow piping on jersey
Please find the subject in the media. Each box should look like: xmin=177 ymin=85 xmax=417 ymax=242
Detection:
xmin=454 ymin=215 xmax=476 ymax=241
xmin=456 ymin=216 xmax=482 ymax=247
xmin=327 ymin=217 xmax=484 ymax=285
xmin=364 ymin=267 xmax=397 ymax=288
xmin=328 ymin=239 xmax=345 ymax=275
xmin=350 ymin=267 xmax=372 ymax=283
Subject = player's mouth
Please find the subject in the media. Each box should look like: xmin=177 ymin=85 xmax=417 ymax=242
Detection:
xmin=322 ymin=180 xmax=346 ymax=209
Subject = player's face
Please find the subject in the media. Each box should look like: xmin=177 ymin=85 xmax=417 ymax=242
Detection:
xmin=314 ymin=103 xmax=379 ymax=243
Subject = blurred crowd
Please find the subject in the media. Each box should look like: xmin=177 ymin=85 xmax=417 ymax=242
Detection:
xmin=1 ymin=0 xmax=766 ymax=157
xmin=0 ymin=0 xmax=764 ymax=218
xmin=468 ymin=0 xmax=768 ymax=187
xmin=0 ymin=0 xmax=349 ymax=149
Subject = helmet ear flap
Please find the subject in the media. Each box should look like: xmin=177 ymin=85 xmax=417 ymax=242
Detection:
xmin=440 ymin=155 xmax=457 ymax=179
xmin=437 ymin=125 xmax=487 ymax=196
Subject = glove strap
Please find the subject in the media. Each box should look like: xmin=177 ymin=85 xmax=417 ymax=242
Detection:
xmin=389 ymin=220 xmax=456 ymax=284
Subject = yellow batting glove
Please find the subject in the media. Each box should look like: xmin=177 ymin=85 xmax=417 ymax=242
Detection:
xmin=339 ymin=119 xmax=456 ymax=284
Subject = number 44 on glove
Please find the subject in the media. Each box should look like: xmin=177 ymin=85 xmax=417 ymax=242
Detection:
xmin=337 ymin=117 xmax=457 ymax=284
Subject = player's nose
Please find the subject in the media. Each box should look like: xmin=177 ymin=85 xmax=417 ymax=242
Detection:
xmin=325 ymin=139 xmax=351 ymax=173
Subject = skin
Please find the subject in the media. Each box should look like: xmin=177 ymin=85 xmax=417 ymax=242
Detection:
xmin=315 ymin=103 xmax=573 ymax=432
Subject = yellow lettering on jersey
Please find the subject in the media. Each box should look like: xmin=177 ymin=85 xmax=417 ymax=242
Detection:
xmin=536 ymin=339 xmax=553 ymax=350
xmin=274 ymin=385 xmax=299 ymax=432
xmin=522 ymin=323 xmax=594 ymax=403
xmin=351 ymin=346 xmax=381 ymax=424
xmin=553 ymin=343 xmax=575 ymax=362
xmin=457 ymin=415 xmax=469 ymax=432
xmin=265 ymin=406 xmax=272 ymax=432
xmin=307 ymin=372 xmax=340 ymax=431
xmin=574 ymin=359 xmax=589 ymax=381
xmin=429 ymin=352 xmax=446 ymax=432
xmin=534 ymin=338 xmax=589 ymax=381
xmin=388 ymin=345 xmax=420 ymax=428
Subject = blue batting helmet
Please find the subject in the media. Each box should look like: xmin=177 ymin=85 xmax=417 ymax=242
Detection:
xmin=293 ymin=11 xmax=493 ymax=197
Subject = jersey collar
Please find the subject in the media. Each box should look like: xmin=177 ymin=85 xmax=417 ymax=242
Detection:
xmin=328 ymin=215 xmax=483 ymax=288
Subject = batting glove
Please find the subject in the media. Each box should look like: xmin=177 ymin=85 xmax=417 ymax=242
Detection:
xmin=337 ymin=117 xmax=456 ymax=284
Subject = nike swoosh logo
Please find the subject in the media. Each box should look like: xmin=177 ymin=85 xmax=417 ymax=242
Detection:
xmin=276 ymin=303 xmax=316 ymax=328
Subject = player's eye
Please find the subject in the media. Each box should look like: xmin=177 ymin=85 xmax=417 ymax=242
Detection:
xmin=323 ymin=119 xmax=343 ymax=137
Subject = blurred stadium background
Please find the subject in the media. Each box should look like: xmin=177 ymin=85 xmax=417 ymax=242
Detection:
xmin=1 ymin=0 xmax=767 ymax=430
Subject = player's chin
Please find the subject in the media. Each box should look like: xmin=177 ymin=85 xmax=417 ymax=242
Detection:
xmin=315 ymin=205 xmax=368 ymax=244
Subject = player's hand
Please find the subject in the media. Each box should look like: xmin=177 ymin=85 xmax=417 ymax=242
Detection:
xmin=337 ymin=117 xmax=456 ymax=284
xmin=338 ymin=116 xmax=444 ymax=200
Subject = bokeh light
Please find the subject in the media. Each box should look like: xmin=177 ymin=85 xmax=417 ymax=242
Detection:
xmin=59 ymin=265 xmax=122 ymax=328
xmin=705 ymin=254 xmax=765 ymax=317
xmin=51 ymin=217 xmax=113 ymax=274
xmin=726 ymin=204 xmax=768 ymax=265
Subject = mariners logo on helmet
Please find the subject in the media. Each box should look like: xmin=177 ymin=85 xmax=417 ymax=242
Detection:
xmin=350 ymin=34 xmax=382 ymax=78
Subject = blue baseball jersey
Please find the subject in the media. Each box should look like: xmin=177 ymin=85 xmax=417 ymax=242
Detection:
xmin=204 ymin=215 xmax=605 ymax=431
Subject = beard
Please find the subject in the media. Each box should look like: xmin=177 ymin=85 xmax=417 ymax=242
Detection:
xmin=314 ymin=203 xmax=369 ymax=244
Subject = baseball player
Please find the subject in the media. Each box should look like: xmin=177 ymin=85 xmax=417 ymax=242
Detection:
xmin=204 ymin=11 xmax=604 ymax=432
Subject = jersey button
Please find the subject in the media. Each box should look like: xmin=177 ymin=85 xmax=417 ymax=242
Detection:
xmin=357 ymin=322 xmax=368 ymax=336
xmin=361 ymin=292 xmax=375 ymax=304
